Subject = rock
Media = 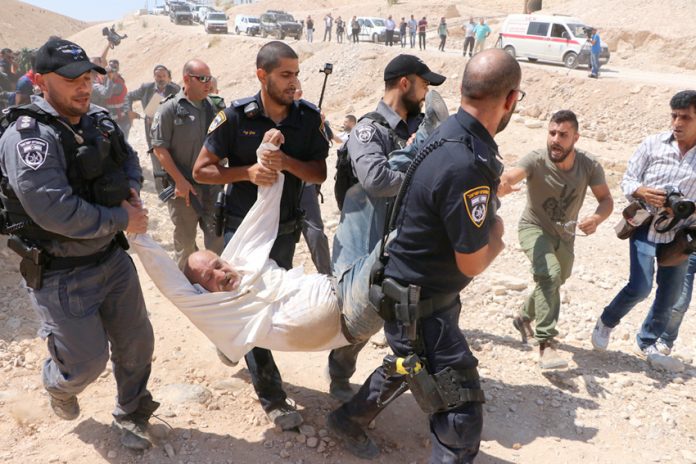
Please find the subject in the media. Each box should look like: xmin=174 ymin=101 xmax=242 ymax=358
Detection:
xmin=296 ymin=434 xmax=306 ymax=444
xmin=306 ymin=437 xmax=319 ymax=448
xmin=107 ymin=450 xmax=117 ymax=459
xmin=158 ymin=383 xmax=212 ymax=405
xmin=299 ymin=424 xmax=316 ymax=437
xmin=648 ymin=354 xmax=685 ymax=373
xmin=681 ymin=449 xmax=696 ymax=463
xmin=512 ymin=114 xmax=525 ymax=123
xmin=212 ymin=378 xmax=246 ymax=392
xmin=370 ymin=330 xmax=388 ymax=348
xmin=280 ymin=449 xmax=290 ymax=458
xmin=512 ymin=443 xmax=522 ymax=450
xmin=524 ymin=119 xmax=543 ymax=129
xmin=164 ymin=443 xmax=176 ymax=458
xmin=595 ymin=131 xmax=607 ymax=142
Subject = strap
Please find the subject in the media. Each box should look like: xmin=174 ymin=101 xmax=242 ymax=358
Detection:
xmin=434 ymin=367 xmax=486 ymax=404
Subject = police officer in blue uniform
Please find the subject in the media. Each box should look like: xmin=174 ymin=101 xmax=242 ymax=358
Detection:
xmin=193 ymin=41 xmax=329 ymax=430
xmin=327 ymin=49 xmax=523 ymax=463
xmin=0 ymin=39 xmax=157 ymax=450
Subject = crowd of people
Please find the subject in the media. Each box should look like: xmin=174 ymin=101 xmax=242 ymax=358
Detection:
xmin=300 ymin=12 xmax=494 ymax=55
xmin=0 ymin=23 xmax=694 ymax=464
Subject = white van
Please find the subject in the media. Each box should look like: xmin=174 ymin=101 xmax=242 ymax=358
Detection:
xmin=234 ymin=15 xmax=260 ymax=36
xmin=357 ymin=17 xmax=400 ymax=43
xmin=498 ymin=14 xmax=610 ymax=68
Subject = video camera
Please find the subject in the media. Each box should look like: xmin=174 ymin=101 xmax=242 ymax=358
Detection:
xmin=654 ymin=186 xmax=696 ymax=233
xmin=317 ymin=63 xmax=333 ymax=109
xmin=102 ymin=25 xmax=128 ymax=49
xmin=582 ymin=26 xmax=594 ymax=39
xmin=319 ymin=63 xmax=333 ymax=76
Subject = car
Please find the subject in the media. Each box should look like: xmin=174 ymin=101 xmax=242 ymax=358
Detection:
xmin=259 ymin=10 xmax=302 ymax=40
xmin=204 ymin=12 xmax=229 ymax=34
xmin=234 ymin=15 xmax=260 ymax=36
xmin=356 ymin=17 xmax=400 ymax=44
xmin=169 ymin=3 xmax=193 ymax=25
xmin=190 ymin=5 xmax=207 ymax=23
xmin=497 ymin=14 xmax=610 ymax=69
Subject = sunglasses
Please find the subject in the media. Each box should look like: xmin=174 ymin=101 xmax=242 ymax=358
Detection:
xmin=188 ymin=74 xmax=213 ymax=83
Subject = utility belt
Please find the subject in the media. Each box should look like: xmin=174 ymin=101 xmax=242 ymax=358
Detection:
xmin=224 ymin=210 xmax=305 ymax=242
xmin=7 ymin=234 xmax=126 ymax=291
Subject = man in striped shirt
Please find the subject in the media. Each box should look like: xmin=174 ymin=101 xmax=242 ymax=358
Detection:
xmin=592 ymin=90 xmax=696 ymax=357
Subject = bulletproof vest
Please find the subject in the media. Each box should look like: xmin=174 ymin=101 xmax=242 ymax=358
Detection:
xmin=0 ymin=104 xmax=131 ymax=241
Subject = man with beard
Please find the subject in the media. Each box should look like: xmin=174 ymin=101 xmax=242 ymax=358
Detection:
xmin=125 ymin=64 xmax=179 ymax=191
xmin=328 ymin=49 xmax=518 ymax=462
xmin=192 ymin=41 xmax=329 ymax=430
xmin=498 ymin=110 xmax=613 ymax=369
xmin=328 ymin=54 xmax=445 ymax=403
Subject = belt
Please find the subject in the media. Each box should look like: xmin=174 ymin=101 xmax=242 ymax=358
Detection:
xmin=45 ymin=240 xmax=119 ymax=271
xmin=226 ymin=214 xmax=300 ymax=237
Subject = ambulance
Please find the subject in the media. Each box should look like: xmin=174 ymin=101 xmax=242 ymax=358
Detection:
xmin=497 ymin=14 xmax=610 ymax=69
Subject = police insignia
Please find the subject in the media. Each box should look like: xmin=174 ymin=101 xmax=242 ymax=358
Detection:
xmin=16 ymin=138 xmax=49 ymax=171
xmin=208 ymin=111 xmax=226 ymax=134
xmin=463 ymin=186 xmax=490 ymax=228
xmin=355 ymin=125 xmax=376 ymax=144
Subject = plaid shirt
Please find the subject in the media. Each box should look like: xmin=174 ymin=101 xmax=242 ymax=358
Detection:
xmin=622 ymin=131 xmax=696 ymax=243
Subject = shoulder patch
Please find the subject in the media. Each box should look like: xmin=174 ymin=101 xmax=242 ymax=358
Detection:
xmin=298 ymin=98 xmax=320 ymax=112
xmin=355 ymin=124 xmax=376 ymax=144
xmin=208 ymin=111 xmax=227 ymax=134
xmin=16 ymin=138 xmax=49 ymax=170
xmin=231 ymin=96 xmax=255 ymax=108
xmin=15 ymin=115 xmax=37 ymax=132
xmin=463 ymin=186 xmax=490 ymax=228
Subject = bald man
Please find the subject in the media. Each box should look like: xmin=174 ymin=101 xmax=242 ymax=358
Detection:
xmin=328 ymin=49 xmax=522 ymax=463
xmin=151 ymin=59 xmax=224 ymax=269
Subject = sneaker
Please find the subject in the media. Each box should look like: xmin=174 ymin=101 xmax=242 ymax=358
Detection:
xmin=327 ymin=409 xmax=379 ymax=460
xmin=329 ymin=379 xmax=355 ymax=403
xmin=112 ymin=417 xmax=152 ymax=450
xmin=512 ymin=315 xmax=534 ymax=344
xmin=216 ymin=347 xmax=239 ymax=367
xmin=422 ymin=89 xmax=449 ymax=135
xmin=539 ymin=341 xmax=568 ymax=370
xmin=267 ymin=400 xmax=303 ymax=431
xmin=49 ymin=394 xmax=80 ymax=421
xmin=633 ymin=343 xmax=660 ymax=359
xmin=655 ymin=339 xmax=672 ymax=356
xmin=591 ymin=318 xmax=613 ymax=350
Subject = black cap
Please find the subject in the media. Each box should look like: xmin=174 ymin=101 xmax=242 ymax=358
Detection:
xmin=383 ymin=54 xmax=446 ymax=86
xmin=35 ymin=39 xmax=106 ymax=78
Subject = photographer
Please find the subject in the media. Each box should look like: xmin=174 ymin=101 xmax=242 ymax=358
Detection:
xmin=0 ymin=48 xmax=19 ymax=91
xmin=592 ymin=90 xmax=696 ymax=358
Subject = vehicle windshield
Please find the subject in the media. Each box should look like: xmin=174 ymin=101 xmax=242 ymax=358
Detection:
xmin=277 ymin=14 xmax=294 ymax=22
xmin=208 ymin=13 xmax=226 ymax=20
xmin=567 ymin=23 xmax=589 ymax=38
xmin=372 ymin=19 xmax=385 ymax=26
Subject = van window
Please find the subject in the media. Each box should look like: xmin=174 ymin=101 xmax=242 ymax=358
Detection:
xmin=358 ymin=19 xmax=365 ymax=26
xmin=527 ymin=22 xmax=549 ymax=37
xmin=550 ymin=24 xmax=569 ymax=39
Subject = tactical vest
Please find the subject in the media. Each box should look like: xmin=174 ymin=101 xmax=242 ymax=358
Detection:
xmin=0 ymin=103 xmax=132 ymax=242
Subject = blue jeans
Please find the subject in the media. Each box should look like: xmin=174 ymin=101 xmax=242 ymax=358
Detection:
xmin=224 ymin=227 xmax=296 ymax=412
xmin=600 ymin=225 xmax=689 ymax=349
xmin=590 ymin=52 xmax=600 ymax=76
xmin=660 ymin=253 xmax=696 ymax=347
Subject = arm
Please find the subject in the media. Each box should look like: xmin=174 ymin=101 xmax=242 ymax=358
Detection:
xmin=349 ymin=122 xmax=405 ymax=197
xmin=125 ymin=83 xmax=147 ymax=114
xmin=100 ymin=42 xmax=110 ymax=63
xmin=497 ymin=166 xmax=527 ymax=197
xmin=92 ymin=77 xmax=116 ymax=100
xmin=578 ymin=183 xmax=614 ymax=234
xmin=621 ymin=138 xmax=666 ymax=207
xmin=194 ymin=145 xmax=279 ymax=187
xmin=455 ymin=215 xmax=505 ymax=276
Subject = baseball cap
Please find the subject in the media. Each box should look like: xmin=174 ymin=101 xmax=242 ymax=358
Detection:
xmin=15 ymin=76 xmax=34 ymax=96
xmin=383 ymin=54 xmax=446 ymax=86
xmin=35 ymin=39 xmax=106 ymax=78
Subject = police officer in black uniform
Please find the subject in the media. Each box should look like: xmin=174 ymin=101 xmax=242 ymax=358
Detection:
xmin=327 ymin=49 xmax=523 ymax=463
xmin=0 ymin=39 xmax=157 ymax=450
xmin=193 ymin=41 xmax=329 ymax=430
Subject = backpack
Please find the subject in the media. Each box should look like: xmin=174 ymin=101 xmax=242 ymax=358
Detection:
xmin=334 ymin=111 xmax=402 ymax=211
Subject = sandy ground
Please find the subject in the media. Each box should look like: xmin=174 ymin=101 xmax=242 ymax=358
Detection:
xmin=0 ymin=1 xmax=695 ymax=463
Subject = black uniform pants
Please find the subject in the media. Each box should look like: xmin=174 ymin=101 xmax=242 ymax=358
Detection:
xmin=337 ymin=299 xmax=483 ymax=463
xmin=352 ymin=29 xmax=360 ymax=43
xmin=225 ymin=227 xmax=297 ymax=412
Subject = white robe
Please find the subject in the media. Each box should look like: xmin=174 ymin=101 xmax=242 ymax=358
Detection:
xmin=130 ymin=143 xmax=348 ymax=363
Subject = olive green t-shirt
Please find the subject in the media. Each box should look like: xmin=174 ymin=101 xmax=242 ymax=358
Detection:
xmin=518 ymin=148 xmax=606 ymax=241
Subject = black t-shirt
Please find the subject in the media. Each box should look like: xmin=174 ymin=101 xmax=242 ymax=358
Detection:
xmin=203 ymin=92 xmax=329 ymax=224
xmin=385 ymin=108 xmax=502 ymax=296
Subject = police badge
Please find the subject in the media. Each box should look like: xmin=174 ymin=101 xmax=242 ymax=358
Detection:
xmin=16 ymin=138 xmax=49 ymax=171
xmin=463 ymin=186 xmax=490 ymax=228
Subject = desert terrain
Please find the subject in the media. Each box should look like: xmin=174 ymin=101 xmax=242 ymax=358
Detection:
xmin=0 ymin=0 xmax=695 ymax=463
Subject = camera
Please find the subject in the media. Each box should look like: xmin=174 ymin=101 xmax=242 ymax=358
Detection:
xmin=664 ymin=186 xmax=695 ymax=219
xmin=102 ymin=25 xmax=128 ymax=49
xmin=319 ymin=63 xmax=333 ymax=75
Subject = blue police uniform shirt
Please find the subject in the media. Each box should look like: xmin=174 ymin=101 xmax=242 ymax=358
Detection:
xmin=385 ymin=108 xmax=502 ymax=296
xmin=203 ymin=92 xmax=329 ymax=224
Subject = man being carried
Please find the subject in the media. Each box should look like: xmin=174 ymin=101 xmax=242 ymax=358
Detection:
xmin=498 ymin=110 xmax=613 ymax=369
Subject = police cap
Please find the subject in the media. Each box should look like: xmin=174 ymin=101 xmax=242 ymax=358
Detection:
xmin=383 ymin=54 xmax=446 ymax=86
xmin=35 ymin=39 xmax=106 ymax=78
